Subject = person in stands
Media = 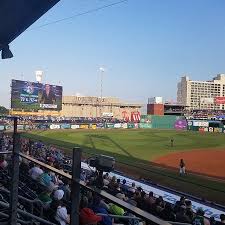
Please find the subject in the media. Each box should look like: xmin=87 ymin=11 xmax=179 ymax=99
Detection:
xmin=192 ymin=208 xmax=210 ymax=225
xmin=216 ymin=214 xmax=225 ymax=225
xmin=179 ymin=159 xmax=186 ymax=176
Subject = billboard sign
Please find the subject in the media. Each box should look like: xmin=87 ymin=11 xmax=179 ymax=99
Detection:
xmin=215 ymin=97 xmax=225 ymax=104
xmin=11 ymin=79 xmax=62 ymax=110
xmin=200 ymin=97 xmax=214 ymax=104
xmin=174 ymin=119 xmax=187 ymax=130
xmin=193 ymin=121 xmax=209 ymax=127
xmin=102 ymin=112 xmax=113 ymax=117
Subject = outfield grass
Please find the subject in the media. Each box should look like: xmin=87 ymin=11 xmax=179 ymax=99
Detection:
xmin=24 ymin=129 xmax=225 ymax=161
xmin=22 ymin=129 xmax=225 ymax=205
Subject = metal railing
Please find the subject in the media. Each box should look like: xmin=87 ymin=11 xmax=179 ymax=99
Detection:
xmin=20 ymin=152 xmax=172 ymax=225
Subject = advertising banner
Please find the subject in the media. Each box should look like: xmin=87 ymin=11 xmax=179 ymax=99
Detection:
xmin=215 ymin=96 xmax=225 ymax=104
xmin=114 ymin=123 xmax=122 ymax=128
xmin=199 ymin=127 xmax=205 ymax=132
xmin=214 ymin=128 xmax=222 ymax=133
xmin=24 ymin=125 xmax=32 ymax=130
xmin=127 ymin=123 xmax=135 ymax=129
xmin=80 ymin=124 xmax=89 ymax=129
xmin=106 ymin=123 xmax=114 ymax=129
xmin=91 ymin=124 xmax=97 ymax=129
xmin=60 ymin=124 xmax=71 ymax=129
xmin=102 ymin=112 xmax=113 ymax=117
xmin=204 ymin=127 xmax=208 ymax=132
xmin=11 ymin=79 xmax=62 ymax=110
xmin=71 ymin=124 xmax=80 ymax=129
xmin=36 ymin=124 xmax=49 ymax=129
xmin=5 ymin=125 xmax=13 ymax=130
xmin=139 ymin=123 xmax=152 ymax=128
xmin=208 ymin=127 xmax=214 ymax=132
xmin=96 ymin=123 xmax=104 ymax=128
xmin=50 ymin=124 xmax=60 ymax=129
xmin=174 ymin=119 xmax=187 ymax=130
xmin=193 ymin=121 xmax=209 ymax=127
xmin=0 ymin=125 xmax=4 ymax=131
xmin=200 ymin=97 xmax=214 ymax=104
xmin=17 ymin=125 xmax=24 ymax=130
xmin=122 ymin=123 xmax=128 ymax=129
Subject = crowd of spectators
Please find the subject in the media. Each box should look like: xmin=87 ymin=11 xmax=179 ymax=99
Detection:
xmin=0 ymin=115 xmax=125 ymax=125
xmin=0 ymin=132 xmax=225 ymax=225
xmin=186 ymin=110 xmax=225 ymax=120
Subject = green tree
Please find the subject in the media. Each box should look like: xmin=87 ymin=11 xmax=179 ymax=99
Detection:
xmin=0 ymin=106 xmax=9 ymax=115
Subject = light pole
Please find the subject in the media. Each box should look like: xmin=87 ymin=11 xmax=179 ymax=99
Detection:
xmin=99 ymin=67 xmax=105 ymax=117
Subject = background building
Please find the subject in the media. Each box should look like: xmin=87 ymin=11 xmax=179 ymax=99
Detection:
xmin=177 ymin=74 xmax=225 ymax=110
xmin=61 ymin=96 xmax=142 ymax=119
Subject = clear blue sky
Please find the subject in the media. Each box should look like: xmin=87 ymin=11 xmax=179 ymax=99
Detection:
xmin=1 ymin=0 xmax=225 ymax=108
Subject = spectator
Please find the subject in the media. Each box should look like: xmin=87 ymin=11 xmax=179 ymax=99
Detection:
xmin=29 ymin=164 xmax=43 ymax=180
xmin=192 ymin=208 xmax=210 ymax=225
xmin=145 ymin=191 xmax=156 ymax=210
xmin=185 ymin=200 xmax=194 ymax=221
xmin=108 ymin=203 xmax=125 ymax=216
xmin=151 ymin=197 xmax=164 ymax=216
xmin=0 ymin=155 xmax=8 ymax=169
xmin=80 ymin=196 xmax=102 ymax=225
xmin=176 ymin=205 xmax=191 ymax=223
xmin=216 ymin=214 xmax=225 ymax=225
xmin=174 ymin=196 xmax=186 ymax=213
xmin=136 ymin=191 xmax=147 ymax=210
xmin=53 ymin=189 xmax=64 ymax=201
xmin=59 ymin=179 xmax=71 ymax=201
xmin=55 ymin=202 xmax=70 ymax=225
xmin=103 ymin=174 xmax=110 ymax=186
xmin=92 ymin=196 xmax=113 ymax=225
xmin=128 ymin=182 xmax=136 ymax=194
xmin=39 ymin=170 xmax=55 ymax=190
xmin=160 ymin=203 xmax=176 ymax=221
xmin=38 ymin=189 xmax=53 ymax=208
xmin=121 ymin=179 xmax=129 ymax=193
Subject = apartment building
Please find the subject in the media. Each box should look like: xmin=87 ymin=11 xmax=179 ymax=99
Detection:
xmin=177 ymin=74 xmax=225 ymax=110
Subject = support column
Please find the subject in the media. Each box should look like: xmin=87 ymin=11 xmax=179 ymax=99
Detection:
xmin=10 ymin=117 xmax=20 ymax=224
xmin=71 ymin=147 xmax=81 ymax=225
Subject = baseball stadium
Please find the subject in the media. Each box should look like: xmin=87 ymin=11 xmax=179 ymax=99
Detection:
xmin=1 ymin=1 xmax=225 ymax=225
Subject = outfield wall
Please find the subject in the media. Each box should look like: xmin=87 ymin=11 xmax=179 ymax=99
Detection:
xmin=187 ymin=120 xmax=225 ymax=133
xmin=0 ymin=115 xmax=187 ymax=131
xmin=140 ymin=115 xmax=187 ymax=129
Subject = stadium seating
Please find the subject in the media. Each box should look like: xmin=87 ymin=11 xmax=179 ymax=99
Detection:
xmin=0 ymin=133 xmax=224 ymax=225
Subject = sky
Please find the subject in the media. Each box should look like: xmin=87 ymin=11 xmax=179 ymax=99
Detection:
xmin=1 ymin=0 xmax=225 ymax=108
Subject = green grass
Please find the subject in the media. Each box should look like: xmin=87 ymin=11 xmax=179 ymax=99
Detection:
xmin=22 ymin=129 xmax=225 ymax=205
xmin=24 ymin=129 xmax=225 ymax=161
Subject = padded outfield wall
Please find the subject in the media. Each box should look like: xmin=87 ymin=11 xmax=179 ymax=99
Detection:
xmin=140 ymin=115 xmax=187 ymax=130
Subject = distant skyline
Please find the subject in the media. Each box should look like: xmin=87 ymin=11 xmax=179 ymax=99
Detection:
xmin=1 ymin=0 xmax=225 ymax=108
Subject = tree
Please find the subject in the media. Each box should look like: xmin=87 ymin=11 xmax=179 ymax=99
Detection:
xmin=0 ymin=106 xmax=9 ymax=115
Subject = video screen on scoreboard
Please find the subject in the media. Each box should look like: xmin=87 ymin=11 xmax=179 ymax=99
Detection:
xmin=11 ymin=80 xmax=62 ymax=110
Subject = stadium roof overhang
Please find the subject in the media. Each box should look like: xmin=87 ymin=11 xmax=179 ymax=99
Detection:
xmin=0 ymin=0 xmax=61 ymax=59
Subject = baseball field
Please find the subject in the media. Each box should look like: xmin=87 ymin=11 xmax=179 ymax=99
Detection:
xmin=23 ymin=129 xmax=225 ymax=205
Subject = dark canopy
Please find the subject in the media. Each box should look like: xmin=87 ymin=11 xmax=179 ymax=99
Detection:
xmin=0 ymin=0 xmax=60 ymax=51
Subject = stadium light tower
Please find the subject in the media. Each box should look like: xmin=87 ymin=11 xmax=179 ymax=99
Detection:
xmin=35 ymin=70 xmax=43 ymax=83
xmin=99 ymin=67 xmax=105 ymax=117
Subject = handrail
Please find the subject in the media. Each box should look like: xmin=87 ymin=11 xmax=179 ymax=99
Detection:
xmin=96 ymin=213 xmax=142 ymax=220
xmin=167 ymin=222 xmax=192 ymax=225
xmin=19 ymin=153 xmax=172 ymax=225
xmin=0 ymin=201 xmax=56 ymax=225
xmin=0 ymin=151 xmax=12 ymax=154
xmin=0 ymin=187 xmax=43 ymax=205
xmin=0 ymin=212 xmax=31 ymax=224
